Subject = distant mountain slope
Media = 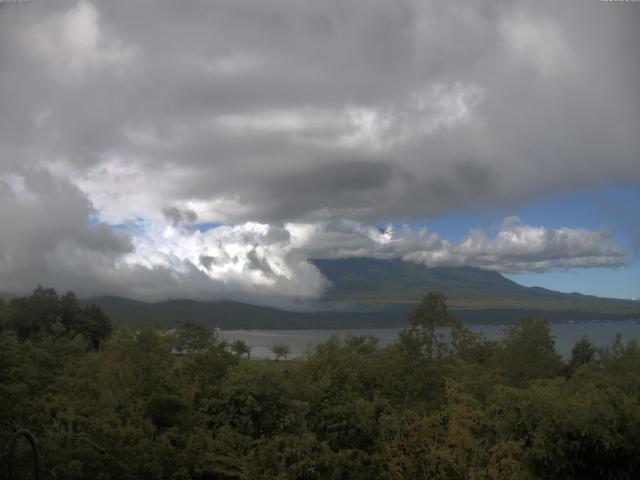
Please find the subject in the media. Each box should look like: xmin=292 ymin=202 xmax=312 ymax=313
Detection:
xmin=83 ymin=297 xmax=405 ymax=329
xmin=85 ymin=296 xmax=638 ymax=329
xmin=312 ymin=258 xmax=639 ymax=314
xmin=85 ymin=258 xmax=639 ymax=328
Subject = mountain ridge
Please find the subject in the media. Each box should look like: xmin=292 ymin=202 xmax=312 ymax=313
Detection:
xmin=312 ymin=258 xmax=636 ymax=313
xmin=83 ymin=258 xmax=639 ymax=328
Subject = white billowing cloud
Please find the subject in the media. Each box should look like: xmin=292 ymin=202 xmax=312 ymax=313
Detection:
xmin=0 ymin=169 xmax=322 ymax=303
xmin=297 ymin=217 xmax=626 ymax=273
xmin=0 ymin=168 xmax=628 ymax=301
xmin=126 ymin=222 xmax=328 ymax=300
xmin=405 ymin=217 xmax=627 ymax=272
xmin=110 ymin=216 xmax=625 ymax=301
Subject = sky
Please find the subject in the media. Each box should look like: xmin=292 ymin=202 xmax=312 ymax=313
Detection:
xmin=0 ymin=0 xmax=638 ymax=305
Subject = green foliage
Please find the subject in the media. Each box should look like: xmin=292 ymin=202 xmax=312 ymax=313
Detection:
xmin=0 ymin=297 xmax=10 ymax=331
xmin=399 ymin=291 xmax=455 ymax=360
xmin=3 ymin=286 xmax=112 ymax=349
xmin=490 ymin=376 xmax=640 ymax=479
xmin=567 ymin=336 xmax=598 ymax=375
xmin=270 ymin=343 xmax=290 ymax=361
xmin=175 ymin=321 xmax=218 ymax=353
xmin=231 ymin=339 xmax=252 ymax=359
xmin=206 ymin=362 xmax=304 ymax=439
xmin=496 ymin=317 xmax=565 ymax=387
xmin=1 ymin=289 xmax=639 ymax=479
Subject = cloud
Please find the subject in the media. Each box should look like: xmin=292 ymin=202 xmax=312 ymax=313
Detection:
xmin=83 ymin=216 xmax=627 ymax=301
xmin=26 ymin=1 xmax=137 ymax=80
xmin=162 ymin=206 xmax=198 ymax=226
xmin=212 ymin=82 xmax=483 ymax=152
xmin=499 ymin=13 xmax=576 ymax=78
xmin=0 ymin=172 xmax=624 ymax=302
xmin=0 ymin=169 xmax=132 ymax=295
xmin=1 ymin=0 xmax=637 ymax=224
xmin=291 ymin=217 xmax=627 ymax=273
xmin=406 ymin=217 xmax=627 ymax=273
xmin=0 ymin=0 xmax=637 ymax=300
xmin=0 ymin=169 xmax=324 ymax=304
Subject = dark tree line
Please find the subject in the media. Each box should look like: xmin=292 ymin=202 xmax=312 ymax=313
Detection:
xmin=0 ymin=286 xmax=112 ymax=350
xmin=1 ymin=290 xmax=639 ymax=479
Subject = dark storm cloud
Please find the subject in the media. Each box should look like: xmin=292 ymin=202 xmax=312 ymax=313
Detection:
xmin=1 ymin=0 xmax=637 ymax=224
xmin=0 ymin=0 xmax=637 ymax=299
xmin=261 ymin=160 xmax=393 ymax=220
xmin=0 ymin=169 xmax=132 ymax=295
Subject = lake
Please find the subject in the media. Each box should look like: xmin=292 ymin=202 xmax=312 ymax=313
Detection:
xmin=222 ymin=320 xmax=640 ymax=360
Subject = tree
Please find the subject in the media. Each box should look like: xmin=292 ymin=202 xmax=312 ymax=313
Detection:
xmin=4 ymin=286 xmax=640 ymax=478
xmin=59 ymin=291 xmax=82 ymax=333
xmin=270 ymin=343 xmax=290 ymax=361
xmin=344 ymin=334 xmax=379 ymax=355
xmin=175 ymin=321 xmax=216 ymax=353
xmin=409 ymin=291 xmax=451 ymax=329
xmin=9 ymin=285 xmax=60 ymax=339
xmin=387 ymin=380 xmax=524 ymax=480
xmin=398 ymin=291 xmax=474 ymax=362
xmin=231 ymin=339 xmax=252 ymax=359
xmin=79 ymin=304 xmax=113 ymax=351
xmin=0 ymin=297 xmax=10 ymax=332
xmin=3 ymin=287 xmax=111 ymax=350
xmin=567 ymin=336 xmax=598 ymax=375
xmin=179 ymin=340 xmax=238 ymax=404
xmin=207 ymin=363 xmax=302 ymax=438
xmin=146 ymin=394 xmax=190 ymax=431
xmin=490 ymin=376 xmax=640 ymax=479
xmin=249 ymin=433 xmax=340 ymax=480
xmin=99 ymin=327 xmax=177 ymax=423
xmin=497 ymin=317 xmax=565 ymax=387
xmin=399 ymin=292 xmax=449 ymax=360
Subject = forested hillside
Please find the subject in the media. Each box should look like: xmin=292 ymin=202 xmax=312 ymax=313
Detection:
xmin=2 ymin=288 xmax=640 ymax=479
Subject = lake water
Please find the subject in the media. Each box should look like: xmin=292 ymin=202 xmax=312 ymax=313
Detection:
xmin=222 ymin=321 xmax=640 ymax=360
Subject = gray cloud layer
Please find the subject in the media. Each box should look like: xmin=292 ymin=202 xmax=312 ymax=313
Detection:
xmin=0 ymin=1 xmax=637 ymax=300
xmin=0 ymin=170 xmax=627 ymax=302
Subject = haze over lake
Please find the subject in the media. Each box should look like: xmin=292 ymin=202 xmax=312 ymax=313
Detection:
xmin=223 ymin=321 xmax=640 ymax=360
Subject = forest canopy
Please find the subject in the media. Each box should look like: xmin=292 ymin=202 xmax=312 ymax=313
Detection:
xmin=1 ymin=289 xmax=639 ymax=479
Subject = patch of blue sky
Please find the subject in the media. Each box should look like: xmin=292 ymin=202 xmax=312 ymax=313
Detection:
xmin=192 ymin=222 xmax=223 ymax=233
xmin=394 ymin=184 xmax=640 ymax=299
xmin=507 ymin=267 xmax=640 ymax=301
xmin=106 ymin=218 xmax=148 ymax=236
xmin=397 ymin=185 xmax=639 ymax=248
